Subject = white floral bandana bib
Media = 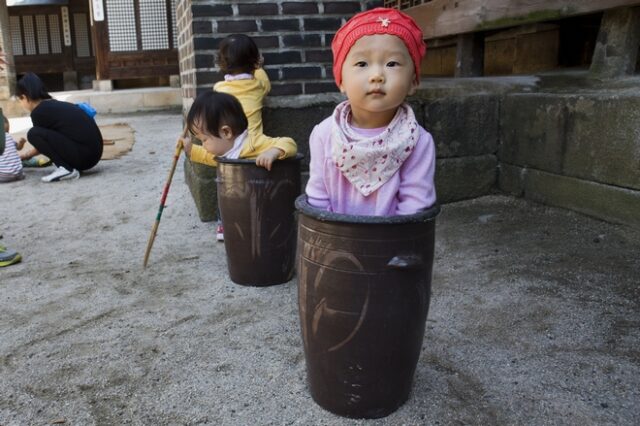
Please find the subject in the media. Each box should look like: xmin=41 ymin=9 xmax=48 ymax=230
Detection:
xmin=330 ymin=101 xmax=419 ymax=196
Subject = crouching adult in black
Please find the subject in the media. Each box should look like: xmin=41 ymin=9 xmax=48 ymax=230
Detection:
xmin=17 ymin=73 xmax=103 ymax=182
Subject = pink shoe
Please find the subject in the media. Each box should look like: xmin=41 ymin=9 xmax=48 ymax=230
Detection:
xmin=216 ymin=223 xmax=224 ymax=242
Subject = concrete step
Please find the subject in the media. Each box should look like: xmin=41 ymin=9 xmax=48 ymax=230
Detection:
xmin=0 ymin=86 xmax=181 ymax=118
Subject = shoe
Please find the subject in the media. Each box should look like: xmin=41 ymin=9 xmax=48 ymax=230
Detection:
xmin=0 ymin=245 xmax=22 ymax=267
xmin=41 ymin=166 xmax=80 ymax=182
xmin=216 ymin=223 xmax=224 ymax=242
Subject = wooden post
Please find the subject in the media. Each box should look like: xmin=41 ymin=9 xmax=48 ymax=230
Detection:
xmin=89 ymin=5 xmax=109 ymax=81
xmin=0 ymin=0 xmax=16 ymax=99
xmin=455 ymin=32 xmax=485 ymax=77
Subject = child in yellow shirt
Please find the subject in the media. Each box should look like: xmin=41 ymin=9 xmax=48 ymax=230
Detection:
xmin=213 ymin=34 xmax=270 ymax=138
xmin=181 ymin=91 xmax=297 ymax=240
xmin=183 ymin=91 xmax=296 ymax=169
xmin=188 ymin=34 xmax=296 ymax=241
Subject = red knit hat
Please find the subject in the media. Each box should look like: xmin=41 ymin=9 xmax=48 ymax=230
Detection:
xmin=331 ymin=7 xmax=427 ymax=87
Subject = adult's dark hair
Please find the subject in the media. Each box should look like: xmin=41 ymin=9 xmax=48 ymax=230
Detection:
xmin=187 ymin=91 xmax=248 ymax=137
xmin=16 ymin=72 xmax=52 ymax=100
xmin=217 ymin=34 xmax=260 ymax=74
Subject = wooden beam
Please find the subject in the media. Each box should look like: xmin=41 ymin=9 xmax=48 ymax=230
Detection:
xmin=405 ymin=0 xmax=640 ymax=40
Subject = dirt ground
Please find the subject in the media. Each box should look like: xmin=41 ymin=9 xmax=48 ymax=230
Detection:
xmin=1 ymin=111 xmax=639 ymax=425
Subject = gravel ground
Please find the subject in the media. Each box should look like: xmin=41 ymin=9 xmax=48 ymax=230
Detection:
xmin=1 ymin=111 xmax=639 ymax=425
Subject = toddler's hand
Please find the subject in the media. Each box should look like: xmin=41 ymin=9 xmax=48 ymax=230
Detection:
xmin=19 ymin=147 xmax=38 ymax=160
xmin=255 ymin=148 xmax=283 ymax=171
xmin=17 ymin=137 xmax=27 ymax=150
xmin=180 ymin=136 xmax=192 ymax=157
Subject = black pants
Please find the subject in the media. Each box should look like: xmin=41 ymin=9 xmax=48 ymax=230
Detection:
xmin=28 ymin=126 xmax=102 ymax=171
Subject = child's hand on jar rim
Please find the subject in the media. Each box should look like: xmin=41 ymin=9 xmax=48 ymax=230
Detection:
xmin=255 ymin=148 xmax=283 ymax=171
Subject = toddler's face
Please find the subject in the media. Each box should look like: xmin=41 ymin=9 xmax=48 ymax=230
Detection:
xmin=339 ymin=34 xmax=418 ymax=124
xmin=3 ymin=121 xmax=8 ymax=133
xmin=191 ymin=121 xmax=235 ymax=156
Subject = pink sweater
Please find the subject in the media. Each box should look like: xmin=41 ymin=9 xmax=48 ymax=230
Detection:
xmin=305 ymin=116 xmax=436 ymax=216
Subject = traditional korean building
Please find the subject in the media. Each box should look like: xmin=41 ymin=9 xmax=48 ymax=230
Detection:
xmin=2 ymin=0 xmax=178 ymax=91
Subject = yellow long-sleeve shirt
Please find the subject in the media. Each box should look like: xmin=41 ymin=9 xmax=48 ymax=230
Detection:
xmin=214 ymin=68 xmax=270 ymax=137
xmin=189 ymin=132 xmax=297 ymax=167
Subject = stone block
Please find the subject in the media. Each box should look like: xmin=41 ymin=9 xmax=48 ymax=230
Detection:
xmin=269 ymin=83 xmax=303 ymax=96
xmin=563 ymin=94 xmax=640 ymax=191
xmin=498 ymin=162 xmax=526 ymax=197
xmin=406 ymin=101 xmax=425 ymax=128
xmin=262 ymin=103 xmax=337 ymax=170
xmin=523 ymin=168 xmax=640 ymax=229
xmin=237 ymin=3 xmax=278 ymax=16
xmin=283 ymin=34 xmax=322 ymax=48
xmin=282 ymin=3 xmax=318 ymax=14
xmin=217 ymin=20 xmax=258 ymax=33
xmin=262 ymin=19 xmax=300 ymax=32
xmin=435 ymin=155 xmax=497 ymax=203
xmin=590 ymin=7 xmax=640 ymax=79
xmin=305 ymin=82 xmax=339 ymax=94
xmin=93 ymin=80 xmax=113 ymax=92
xmin=500 ymin=93 xmax=566 ymax=174
xmin=304 ymin=17 xmax=343 ymax=31
xmin=282 ymin=66 xmax=322 ymax=80
xmin=143 ymin=89 xmax=182 ymax=109
xmin=424 ymin=95 xmax=499 ymax=158
xmin=0 ymin=99 xmax=26 ymax=117
xmin=323 ymin=2 xmax=361 ymax=14
xmin=90 ymin=92 xmax=145 ymax=113
xmin=192 ymin=4 xmax=232 ymax=17
xmin=183 ymin=156 xmax=218 ymax=222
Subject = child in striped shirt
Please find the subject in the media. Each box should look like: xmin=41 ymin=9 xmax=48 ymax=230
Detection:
xmin=0 ymin=116 xmax=25 ymax=182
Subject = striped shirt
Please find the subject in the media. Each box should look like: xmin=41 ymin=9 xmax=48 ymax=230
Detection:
xmin=0 ymin=133 xmax=23 ymax=177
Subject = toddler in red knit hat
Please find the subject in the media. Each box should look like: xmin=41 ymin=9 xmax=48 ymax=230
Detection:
xmin=305 ymin=7 xmax=437 ymax=216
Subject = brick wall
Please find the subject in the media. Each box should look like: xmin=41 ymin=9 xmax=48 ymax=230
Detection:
xmin=176 ymin=0 xmax=196 ymax=105
xmin=176 ymin=0 xmax=383 ymax=100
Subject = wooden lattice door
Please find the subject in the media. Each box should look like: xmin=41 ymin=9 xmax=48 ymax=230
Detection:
xmin=9 ymin=2 xmax=94 ymax=82
xmin=93 ymin=0 xmax=178 ymax=80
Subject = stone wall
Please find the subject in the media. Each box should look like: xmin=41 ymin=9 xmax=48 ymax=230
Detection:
xmin=261 ymin=75 xmax=640 ymax=230
xmin=176 ymin=0 xmax=196 ymax=102
xmin=499 ymin=85 xmax=640 ymax=228
xmin=260 ymin=91 xmax=501 ymax=205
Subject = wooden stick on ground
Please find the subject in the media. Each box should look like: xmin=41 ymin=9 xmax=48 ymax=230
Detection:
xmin=143 ymin=127 xmax=188 ymax=268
